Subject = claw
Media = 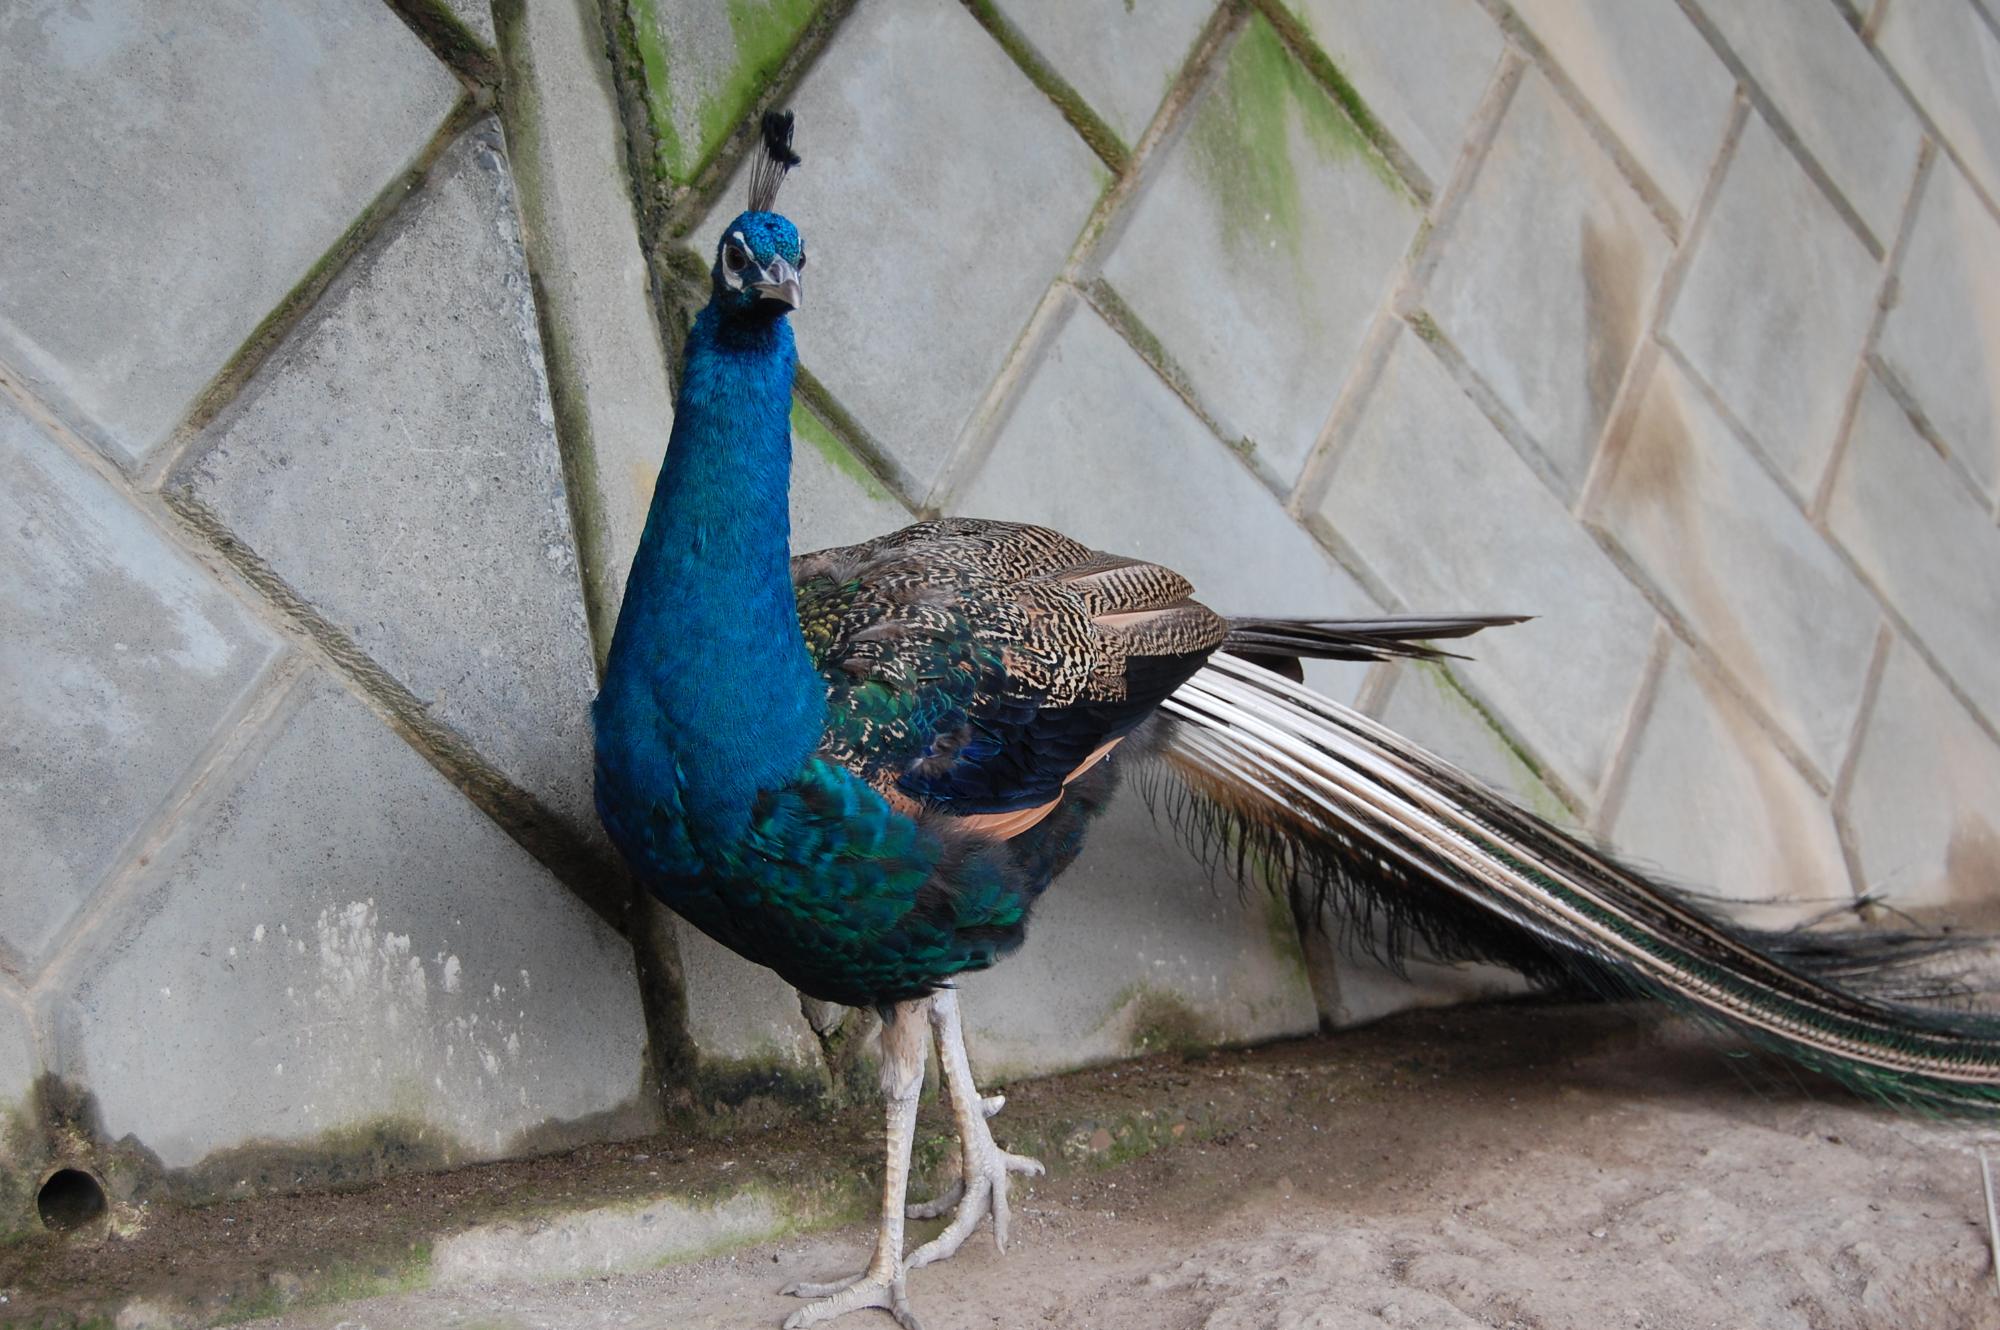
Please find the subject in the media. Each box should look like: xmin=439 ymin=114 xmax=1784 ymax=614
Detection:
xmin=907 ymin=1143 xmax=1043 ymax=1267
xmin=781 ymin=1270 xmax=921 ymax=1330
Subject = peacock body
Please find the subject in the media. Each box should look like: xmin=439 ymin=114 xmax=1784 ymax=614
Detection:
xmin=594 ymin=115 xmax=2000 ymax=1330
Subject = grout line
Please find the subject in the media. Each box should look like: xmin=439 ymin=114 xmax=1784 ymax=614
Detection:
xmin=1809 ymin=139 xmax=1935 ymax=522
xmin=649 ymin=0 xmax=861 ymax=242
xmin=1589 ymin=621 xmax=1671 ymax=837
xmin=1291 ymin=47 xmax=1527 ymax=516
xmin=27 ymin=657 xmax=311 ymax=1001
xmin=138 ymin=97 xmax=481 ymax=494
xmin=921 ymin=0 xmax=1244 ymax=513
xmin=1397 ymin=52 xmax=1527 ymax=299
xmin=1855 ymin=0 xmax=2000 ymax=232
xmin=1247 ymin=0 xmax=1432 ymax=205
xmin=1671 ymin=0 xmax=1890 ymax=260
xmin=1828 ymin=623 xmax=1895 ymax=901
xmin=1475 ymin=0 xmax=1686 ymax=241
xmin=381 ymin=0 xmax=502 ymax=90
xmin=1353 ymin=659 xmax=1401 ymax=719
xmin=1577 ymin=93 xmax=1751 ymax=520
xmin=1580 ymin=510 xmax=1847 ymax=796
xmin=958 ymin=0 xmax=1132 ymax=177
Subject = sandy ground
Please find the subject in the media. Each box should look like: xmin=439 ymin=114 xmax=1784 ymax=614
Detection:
xmin=215 ymin=1005 xmax=2000 ymax=1330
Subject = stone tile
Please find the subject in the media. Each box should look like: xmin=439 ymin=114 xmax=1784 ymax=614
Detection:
xmin=1098 ymin=13 xmax=1421 ymax=486
xmin=1875 ymin=159 xmax=2000 ymax=495
xmin=1874 ymin=0 xmax=2000 ymax=211
xmin=961 ymin=302 xmax=1381 ymax=703
xmin=1423 ymin=70 xmax=1673 ymax=495
xmin=1508 ymin=0 xmax=1735 ymax=220
xmin=1689 ymin=0 xmax=1924 ymax=244
xmin=697 ymin=0 xmax=1104 ymax=493
xmin=1664 ymin=115 xmax=1880 ymax=497
xmin=629 ymin=0 xmax=822 ymax=185
xmin=1283 ymin=0 xmax=1504 ymax=189
xmin=676 ymin=927 xmax=825 ymax=1079
xmin=1593 ymin=357 xmax=1879 ymax=779
xmin=505 ymin=0 xmax=681 ymax=632
xmin=1317 ymin=327 xmax=1657 ymax=798
xmin=789 ymin=403 xmax=911 ymax=553
xmin=0 ymin=0 xmax=459 ymax=465
xmin=958 ymin=788 xmax=1316 ymax=1079
xmin=994 ymin=0 xmax=1216 ymax=148
xmin=1373 ymin=662 xmax=1578 ymax=828
xmin=1846 ymin=640 xmax=2000 ymax=910
xmin=1829 ymin=374 xmax=2000 ymax=729
xmin=55 ymin=672 xmax=649 ymax=1170
xmin=176 ymin=123 xmax=600 ymax=838
xmin=0 ymin=402 xmax=282 ymax=971
xmin=1610 ymin=648 xmax=1849 ymax=907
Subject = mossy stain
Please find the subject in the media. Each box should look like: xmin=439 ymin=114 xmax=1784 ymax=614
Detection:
xmin=1190 ymin=15 xmax=1395 ymax=258
xmin=633 ymin=0 xmax=820 ymax=185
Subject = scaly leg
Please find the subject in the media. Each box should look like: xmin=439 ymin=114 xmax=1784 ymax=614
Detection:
xmin=783 ymin=997 xmax=928 ymax=1329
xmin=905 ymin=988 xmax=1044 ymax=1269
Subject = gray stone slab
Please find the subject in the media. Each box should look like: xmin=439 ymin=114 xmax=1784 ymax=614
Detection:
xmin=55 ymin=672 xmax=649 ymax=1170
xmin=957 ymin=787 xmax=1316 ymax=1080
xmin=1592 ymin=357 xmax=1880 ymax=779
xmin=962 ymin=301 xmax=1381 ymax=704
xmin=1098 ymin=13 xmax=1420 ymax=487
xmin=0 ymin=0 xmax=459 ymax=465
xmin=1875 ymin=159 xmax=2000 ymax=497
xmin=1663 ymin=115 xmax=1880 ymax=498
xmin=1609 ymin=648 xmax=1849 ymax=908
xmin=675 ymin=927 xmax=825 ymax=1080
xmin=1284 ymin=0 xmax=1505 ymax=190
xmin=1829 ymin=374 xmax=2000 ymax=730
xmin=1874 ymin=0 xmax=2000 ymax=213
xmin=697 ymin=0 xmax=1105 ymax=494
xmin=1507 ymin=0 xmax=1735 ymax=220
xmin=1688 ymin=0 xmax=1925 ymax=244
xmin=1845 ymin=640 xmax=2000 ymax=910
xmin=630 ymin=0 xmax=823 ymax=185
xmin=994 ymin=0 xmax=1216 ymax=149
xmin=1372 ymin=662 xmax=1577 ymax=828
xmin=789 ymin=405 xmax=911 ymax=553
xmin=505 ymin=0 xmax=681 ymax=632
xmin=1423 ymin=70 xmax=1673 ymax=496
xmin=0 ymin=402 xmax=282 ymax=971
xmin=1318 ymin=327 xmax=1658 ymax=799
xmin=176 ymin=123 xmax=601 ymax=838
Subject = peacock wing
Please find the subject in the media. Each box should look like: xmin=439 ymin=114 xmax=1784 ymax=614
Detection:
xmin=792 ymin=518 xmax=1227 ymax=833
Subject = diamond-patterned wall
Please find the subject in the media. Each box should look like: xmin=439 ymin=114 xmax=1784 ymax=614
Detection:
xmin=3 ymin=0 xmax=1999 ymax=1226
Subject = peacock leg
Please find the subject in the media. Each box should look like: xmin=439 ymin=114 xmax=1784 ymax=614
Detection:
xmin=782 ymin=997 xmax=928 ymax=1330
xmin=905 ymin=987 xmax=1044 ymax=1270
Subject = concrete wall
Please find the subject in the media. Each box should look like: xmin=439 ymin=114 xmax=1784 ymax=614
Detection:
xmin=2 ymin=0 xmax=1998 ymax=1229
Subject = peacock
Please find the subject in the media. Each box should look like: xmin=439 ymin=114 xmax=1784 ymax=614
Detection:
xmin=593 ymin=113 xmax=2000 ymax=1330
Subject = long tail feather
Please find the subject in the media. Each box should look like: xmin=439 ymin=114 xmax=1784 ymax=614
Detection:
xmin=1222 ymin=613 xmax=1531 ymax=665
xmin=1152 ymin=653 xmax=2000 ymax=1112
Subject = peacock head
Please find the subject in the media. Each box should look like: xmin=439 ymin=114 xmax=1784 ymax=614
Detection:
xmin=712 ymin=111 xmax=805 ymax=322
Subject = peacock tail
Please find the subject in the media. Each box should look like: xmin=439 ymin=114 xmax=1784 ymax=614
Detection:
xmin=1153 ymin=651 xmax=2000 ymax=1113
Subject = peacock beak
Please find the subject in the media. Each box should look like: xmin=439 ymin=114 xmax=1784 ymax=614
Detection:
xmin=753 ymin=256 xmax=802 ymax=310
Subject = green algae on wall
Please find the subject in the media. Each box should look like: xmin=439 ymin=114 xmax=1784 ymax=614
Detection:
xmin=631 ymin=0 xmax=822 ymax=185
xmin=1190 ymin=14 xmax=1404 ymax=258
xmin=790 ymin=399 xmax=893 ymax=504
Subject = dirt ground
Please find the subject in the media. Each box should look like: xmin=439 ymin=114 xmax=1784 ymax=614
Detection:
xmin=13 ymin=1003 xmax=2000 ymax=1330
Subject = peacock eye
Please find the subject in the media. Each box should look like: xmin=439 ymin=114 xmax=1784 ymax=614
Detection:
xmin=723 ymin=243 xmax=749 ymax=273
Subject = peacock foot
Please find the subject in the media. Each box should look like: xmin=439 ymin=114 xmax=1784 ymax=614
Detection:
xmin=905 ymin=989 xmax=1044 ymax=1268
xmin=906 ymin=1091 xmax=1004 ymax=1221
xmin=906 ymin=1122 xmax=1043 ymax=1269
xmin=780 ymin=1268 xmax=920 ymax=1330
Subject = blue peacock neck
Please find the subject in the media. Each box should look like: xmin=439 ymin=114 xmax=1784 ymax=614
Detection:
xmin=596 ymin=303 xmax=826 ymax=840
